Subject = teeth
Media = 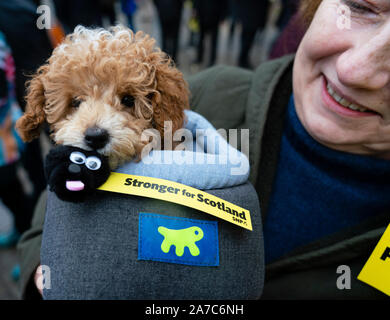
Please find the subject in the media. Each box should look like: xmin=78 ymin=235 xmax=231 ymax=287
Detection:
xmin=348 ymin=104 xmax=359 ymax=111
xmin=333 ymin=93 xmax=342 ymax=102
xmin=339 ymin=98 xmax=350 ymax=107
xmin=326 ymin=83 xmax=369 ymax=112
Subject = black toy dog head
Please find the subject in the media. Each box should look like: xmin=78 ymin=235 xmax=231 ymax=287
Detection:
xmin=45 ymin=145 xmax=111 ymax=202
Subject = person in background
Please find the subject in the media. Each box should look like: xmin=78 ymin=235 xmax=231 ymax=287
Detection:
xmin=99 ymin=0 xmax=118 ymax=26
xmin=120 ymin=0 xmax=137 ymax=31
xmin=192 ymin=0 xmax=228 ymax=67
xmin=268 ymin=0 xmax=303 ymax=59
xmin=0 ymin=0 xmax=52 ymax=213
xmin=153 ymin=0 xmax=184 ymax=63
xmin=53 ymin=0 xmax=106 ymax=33
xmin=0 ymin=31 xmax=32 ymax=247
xmin=269 ymin=11 xmax=305 ymax=59
xmin=227 ymin=0 xmax=238 ymax=45
xmin=276 ymin=0 xmax=299 ymax=30
xmin=233 ymin=0 xmax=271 ymax=69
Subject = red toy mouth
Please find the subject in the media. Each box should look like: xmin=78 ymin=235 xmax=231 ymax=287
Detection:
xmin=66 ymin=180 xmax=85 ymax=191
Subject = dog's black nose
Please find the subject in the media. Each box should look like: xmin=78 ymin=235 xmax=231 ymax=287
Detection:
xmin=84 ymin=126 xmax=109 ymax=150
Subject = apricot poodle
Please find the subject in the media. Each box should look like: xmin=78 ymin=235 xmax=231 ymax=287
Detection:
xmin=16 ymin=25 xmax=189 ymax=169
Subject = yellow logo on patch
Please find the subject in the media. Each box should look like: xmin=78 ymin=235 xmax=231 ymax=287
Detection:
xmin=358 ymin=224 xmax=390 ymax=296
xmin=158 ymin=226 xmax=204 ymax=257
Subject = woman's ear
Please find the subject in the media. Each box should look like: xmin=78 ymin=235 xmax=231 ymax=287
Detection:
xmin=16 ymin=67 xmax=47 ymax=142
xmin=152 ymin=60 xmax=189 ymax=147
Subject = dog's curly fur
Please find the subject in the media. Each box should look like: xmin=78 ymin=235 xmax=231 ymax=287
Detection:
xmin=16 ymin=25 xmax=189 ymax=169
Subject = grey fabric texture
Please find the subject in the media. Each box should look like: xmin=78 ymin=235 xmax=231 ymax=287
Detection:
xmin=41 ymin=182 xmax=264 ymax=300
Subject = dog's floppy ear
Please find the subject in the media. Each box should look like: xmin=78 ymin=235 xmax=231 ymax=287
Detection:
xmin=16 ymin=66 xmax=48 ymax=142
xmin=152 ymin=59 xmax=189 ymax=145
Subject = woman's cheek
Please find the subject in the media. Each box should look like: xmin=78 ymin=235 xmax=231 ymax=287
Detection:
xmin=302 ymin=4 xmax=353 ymax=61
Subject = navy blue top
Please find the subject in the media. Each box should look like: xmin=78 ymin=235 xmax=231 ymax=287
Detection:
xmin=264 ymin=96 xmax=390 ymax=264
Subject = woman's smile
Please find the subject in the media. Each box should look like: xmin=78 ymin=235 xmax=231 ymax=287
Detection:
xmin=321 ymin=74 xmax=380 ymax=118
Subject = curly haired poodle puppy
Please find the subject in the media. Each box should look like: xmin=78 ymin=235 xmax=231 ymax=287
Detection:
xmin=16 ymin=25 xmax=189 ymax=169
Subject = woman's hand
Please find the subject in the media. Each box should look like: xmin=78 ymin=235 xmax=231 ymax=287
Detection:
xmin=34 ymin=265 xmax=43 ymax=296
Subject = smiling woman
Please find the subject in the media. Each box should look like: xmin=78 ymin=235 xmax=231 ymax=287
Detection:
xmin=294 ymin=0 xmax=390 ymax=158
xmin=187 ymin=0 xmax=390 ymax=299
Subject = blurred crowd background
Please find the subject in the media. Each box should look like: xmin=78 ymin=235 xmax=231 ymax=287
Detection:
xmin=0 ymin=0 xmax=304 ymax=299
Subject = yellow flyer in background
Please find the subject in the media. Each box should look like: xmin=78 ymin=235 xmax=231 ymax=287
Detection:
xmin=358 ymin=224 xmax=390 ymax=296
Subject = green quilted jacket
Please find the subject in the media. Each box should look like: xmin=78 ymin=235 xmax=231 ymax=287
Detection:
xmin=188 ymin=54 xmax=389 ymax=300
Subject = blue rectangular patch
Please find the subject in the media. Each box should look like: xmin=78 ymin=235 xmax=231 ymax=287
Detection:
xmin=138 ymin=213 xmax=219 ymax=266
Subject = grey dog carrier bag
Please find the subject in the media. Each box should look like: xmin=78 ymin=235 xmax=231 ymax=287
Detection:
xmin=40 ymin=181 xmax=264 ymax=299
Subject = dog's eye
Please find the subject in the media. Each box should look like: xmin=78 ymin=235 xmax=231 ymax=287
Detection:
xmin=69 ymin=151 xmax=86 ymax=164
xmin=121 ymin=95 xmax=135 ymax=108
xmin=71 ymin=98 xmax=83 ymax=108
xmin=85 ymin=156 xmax=101 ymax=170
